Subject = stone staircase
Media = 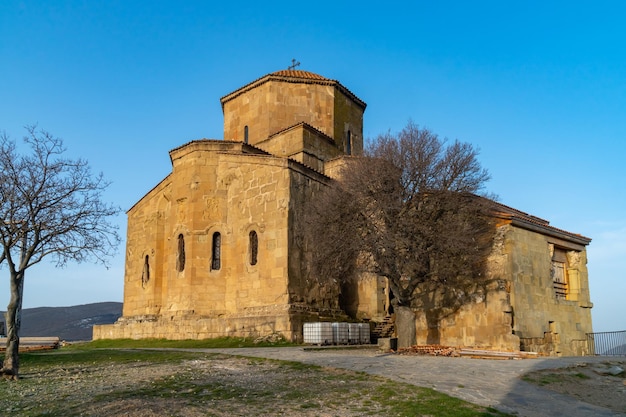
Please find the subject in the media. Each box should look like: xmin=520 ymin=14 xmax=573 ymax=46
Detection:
xmin=371 ymin=315 xmax=395 ymax=340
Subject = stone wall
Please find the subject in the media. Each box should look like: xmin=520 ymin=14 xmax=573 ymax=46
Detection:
xmin=223 ymin=80 xmax=336 ymax=145
xmin=121 ymin=175 xmax=171 ymax=317
xmin=389 ymin=222 xmax=592 ymax=355
xmin=412 ymin=285 xmax=519 ymax=351
xmin=505 ymin=225 xmax=593 ymax=356
xmin=93 ymin=306 xmax=336 ymax=342
xmin=286 ymin=161 xmax=342 ymax=312
xmin=332 ymin=88 xmax=364 ymax=155
xmin=345 ymin=273 xmax=389 ymax=321
xmin=120 ymin=142 xmax=294 ymax=318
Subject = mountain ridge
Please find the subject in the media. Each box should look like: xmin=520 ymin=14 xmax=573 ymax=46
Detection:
xmin=1 ymin=302 xmax=122 ymax=341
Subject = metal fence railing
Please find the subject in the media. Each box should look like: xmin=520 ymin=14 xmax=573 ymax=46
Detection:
xmin=587 ymin=331 xmax=626 ymax=356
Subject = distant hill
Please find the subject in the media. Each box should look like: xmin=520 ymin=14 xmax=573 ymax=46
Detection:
xmin=1 ymin=302 xmax=122 ymax=341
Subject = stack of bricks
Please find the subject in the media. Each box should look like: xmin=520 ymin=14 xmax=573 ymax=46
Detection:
xmin=395 ymin=345 xmax=459 ymax=356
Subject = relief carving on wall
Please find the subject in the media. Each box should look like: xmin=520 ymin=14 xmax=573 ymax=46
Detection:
xmin=203 ymin=196 xmax=219 ymax=220
xmin=190 ymin=175 xmax=201 ymax=190
xmin=566 ymin=250 xmax=581 ymax=268
xmin=219 ymin=169 xmax=241 ymax=188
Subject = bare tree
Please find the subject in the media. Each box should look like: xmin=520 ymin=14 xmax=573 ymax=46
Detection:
xmin=0 ymin=126 xmax=121 ymax=379
xmin=306 ymin=121 xmax=496 ymax=347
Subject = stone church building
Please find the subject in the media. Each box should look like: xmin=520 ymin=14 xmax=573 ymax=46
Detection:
xmin=94 ymin=69 xmax=594 ymax=356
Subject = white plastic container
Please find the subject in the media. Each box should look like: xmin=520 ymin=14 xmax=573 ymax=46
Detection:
xmin=303 ymin=322 xmax=333 ymax=345
xmin=348 ymin=323 xmax=360 ymax=344
xmin=332 ymin=322 xmax=349 ymax=345
xmin=358 ymin=323 xmax=370 ymax=344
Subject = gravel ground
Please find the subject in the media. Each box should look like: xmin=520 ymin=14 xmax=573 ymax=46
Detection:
xmin=0 ymin=352 xmax=501 ymax=417
xmin=521 ymin=359 xmax=626 ymax=414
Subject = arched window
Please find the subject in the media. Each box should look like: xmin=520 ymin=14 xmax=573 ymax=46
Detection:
xmin=346 ymin=130 xmax=352 ymax=155
xmin=211 ymin=232 xmax=221 ymax=271
xmin=249 ymin=230 xmax=258 ymax=266
xmin=142 ymin=254 xmax=150 ymax=287
xmin=176 ymin=234 xmax=185 ymax=272
xmin=244 ymin=125 xmax=249 ymax=144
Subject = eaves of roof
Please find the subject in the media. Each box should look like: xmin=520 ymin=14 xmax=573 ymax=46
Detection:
xmin=265 ymin=121 xmax=337 ymax=146
xmin=219 ymin=70 xmax=367 ymax=111
xmin=169 ymin=138 xmax=238 ymax=154
xmin=128 ymin=138 xmax=330 ymax=213
xmin=491 ymin=200 xmax=591 ymax=246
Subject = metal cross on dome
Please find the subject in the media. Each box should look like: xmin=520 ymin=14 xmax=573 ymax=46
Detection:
xmin=288 ymin=59 xmax=300 ymax=70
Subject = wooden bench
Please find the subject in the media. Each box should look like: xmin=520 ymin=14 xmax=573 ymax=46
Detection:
xmin=0 ymin=337 xmax=61 ymax=352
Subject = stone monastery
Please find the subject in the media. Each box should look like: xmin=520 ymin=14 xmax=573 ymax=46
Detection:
xmin=94 ymin=69 xmax=594 ymax=356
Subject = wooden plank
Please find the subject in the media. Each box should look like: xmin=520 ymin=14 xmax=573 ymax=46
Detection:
xmin=0 ymin=336 xmax=60 ymax=351
xmin=459 ymin=348 xmax=539 ymax=359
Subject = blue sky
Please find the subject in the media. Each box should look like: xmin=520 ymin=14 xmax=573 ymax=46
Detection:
xmin=1 ymin=1 xmax=624 ymax=333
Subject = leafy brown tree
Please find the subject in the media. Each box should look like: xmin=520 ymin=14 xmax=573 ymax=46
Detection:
xmin=0 ymin=126 xmax=121 ymax=379
xmin=306 ymin=121 xmax=496 ymax=348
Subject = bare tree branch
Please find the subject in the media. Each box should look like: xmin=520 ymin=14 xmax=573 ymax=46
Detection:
xmin=0 ymin=126 xmax=122 ymax=378
xmin=305 ymin=121 xmax=497 ymax=347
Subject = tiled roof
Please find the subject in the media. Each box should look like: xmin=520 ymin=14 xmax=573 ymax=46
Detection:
xmin=270 ymin=69 xmax=329 ymax=80
xmin=168 ymin=138 xmax=238 ymax=154
xmin=490 ymin=199 xmax=591 ymax=245
xmin=490 ymin=200 xmax=550 ymax=225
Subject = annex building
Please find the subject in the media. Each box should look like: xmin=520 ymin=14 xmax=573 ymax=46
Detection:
xmin=94 ymin=69 xmax=594 ymax=356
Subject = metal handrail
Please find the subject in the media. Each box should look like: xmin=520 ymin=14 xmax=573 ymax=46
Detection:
xmin=587 ymin=330 xmax=626 ymax=356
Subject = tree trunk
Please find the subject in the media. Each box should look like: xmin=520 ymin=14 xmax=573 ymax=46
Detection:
xmin=395 ymin=306 xmax=416 ymax=348
xmin=2 ymin=270 xmax=24 ymax=380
